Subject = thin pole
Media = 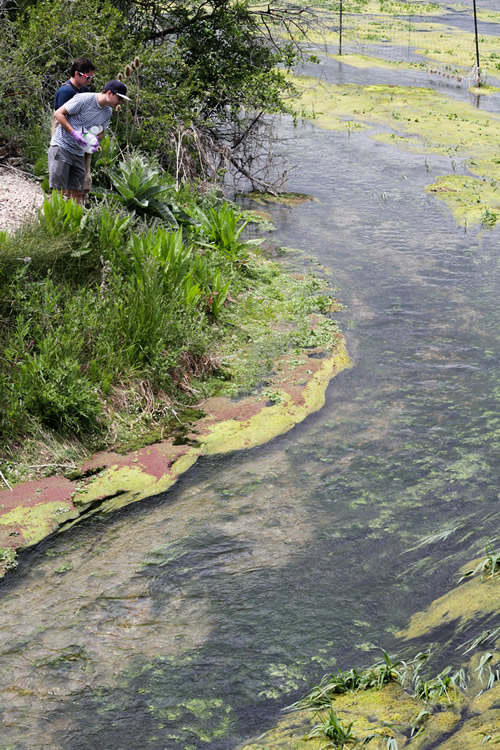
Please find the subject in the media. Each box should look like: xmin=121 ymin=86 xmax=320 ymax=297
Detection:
xmin=472 ymin=0 xmax=481 ymax=85
xmin=339 ymin=0 xmax=343 ymax=56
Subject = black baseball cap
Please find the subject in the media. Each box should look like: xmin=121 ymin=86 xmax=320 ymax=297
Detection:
xmin=103 ymin=80 xmax=131 ymax=100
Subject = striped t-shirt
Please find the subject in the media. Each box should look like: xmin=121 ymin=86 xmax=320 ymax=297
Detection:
xmin=51 ymin=93 xmax=112 ymax=156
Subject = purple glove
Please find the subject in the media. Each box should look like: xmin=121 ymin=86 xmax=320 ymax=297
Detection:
xmin=70 ymin=129 xmax=87 ymax=148
xmin=90 ymin=140 xmax=100 ymax=154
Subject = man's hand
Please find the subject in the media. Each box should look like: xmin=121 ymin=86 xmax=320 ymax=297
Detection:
xmin=70 ymin=129 xmax=87 ymax=148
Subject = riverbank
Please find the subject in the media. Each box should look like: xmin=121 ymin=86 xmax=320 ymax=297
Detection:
xmin=0 ymin=170 xmax=351 ymax=574
xmin=0 ymin=330 xmax=350 ymax=575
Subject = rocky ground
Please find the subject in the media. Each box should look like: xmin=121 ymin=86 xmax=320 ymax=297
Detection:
xmin=0 ymin=165 xmax=44 ymax=233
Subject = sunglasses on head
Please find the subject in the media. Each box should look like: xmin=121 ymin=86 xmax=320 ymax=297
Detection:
xmin=79 ymin=72 xmax=95 ymax=80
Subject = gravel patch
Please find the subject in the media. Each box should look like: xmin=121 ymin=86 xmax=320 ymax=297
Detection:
xmin=0 ymin=166 xmax=44 ymax=234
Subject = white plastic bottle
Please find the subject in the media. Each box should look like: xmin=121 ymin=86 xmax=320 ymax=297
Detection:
xmin=81 ymin=128 xmax=99 ymax=153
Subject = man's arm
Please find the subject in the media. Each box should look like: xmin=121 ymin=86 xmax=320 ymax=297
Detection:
xmin=54 ymin=104 xmax=90 ymax=150
xmin=54 ymin=105 xmax=74 ymax=135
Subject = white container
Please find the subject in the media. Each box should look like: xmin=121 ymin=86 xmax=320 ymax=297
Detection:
xmin=81 ymin=130 xmax=99 ymax=153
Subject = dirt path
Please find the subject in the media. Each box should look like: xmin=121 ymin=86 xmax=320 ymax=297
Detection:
xmin=0 ymin=165 xmax=44 ymax=233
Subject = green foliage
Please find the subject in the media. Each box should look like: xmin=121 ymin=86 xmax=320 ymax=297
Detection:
xmin=78 ymin=204 xmax=132 ymax=259
xmin=91 ymin=135 xmax=123 ymax=186
xmin=459 ymin=542 xmax=500 ymax=582
xmin=94 ymin=153 xmax=192 ymax=226
xmin=289 ymin=651 xmax=409 ymax=711
xmin=0 ymin=548 xmax=18 ymax=571
xmin=192 ymin=202 xmax=262 ymax=268
xmin=2 ymin=0 xmax=305 ymax=180
xmin=413 ymin=666 xmax=467 ymax=702
xmin=307 ymin=708 xmax=357 ymax=748
xmin=206 ymin=268 xmax=232 ymax=318
xmin=38 ymin=192 xmax=83 ymax=237
xmin=18 ymin=351 xmax=104 ymax=436
xmin=481 ymin=207 xmax=497 ymax=227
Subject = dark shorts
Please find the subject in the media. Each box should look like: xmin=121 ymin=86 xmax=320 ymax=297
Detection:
xmin=48 ymin=145 xmax=86 ymax=191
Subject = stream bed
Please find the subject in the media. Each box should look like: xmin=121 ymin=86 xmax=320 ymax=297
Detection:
xmin=1 ymin=34 xmax=500 ymax=750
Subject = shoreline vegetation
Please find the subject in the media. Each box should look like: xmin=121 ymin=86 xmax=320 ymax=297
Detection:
xmin=0 ymin=165 xmax=350 ymax=571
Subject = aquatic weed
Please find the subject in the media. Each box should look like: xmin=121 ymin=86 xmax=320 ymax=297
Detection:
xmin=458 ymin=624 xmax=500 ymax=653
xmin=413 ymin=666 xmax=467 ymax=702
xmin=307 ymin=708 xmax=357 ymax=748
xmin=458 ymin=542 xmax=500 ymax=582
xmin=287 ymin=650 xmax=403 ymax=711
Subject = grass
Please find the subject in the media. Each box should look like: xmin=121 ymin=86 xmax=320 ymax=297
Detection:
xmin=288 ymin=647 xmax=472 ymax=716
xmin=307 ymin=708 xmax=357 ymax=748
xmin=287 ymin=650 xmax=404 ymax=711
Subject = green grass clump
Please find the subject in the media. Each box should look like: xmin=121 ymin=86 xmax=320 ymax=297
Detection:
xmin=307 ymin=707 xmax=357 ymax=748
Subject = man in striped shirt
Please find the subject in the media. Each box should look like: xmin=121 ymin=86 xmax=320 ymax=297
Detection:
xmin=49 ymin=80 xmax=130 ymax=204
xmin=52 ymin=58 xmax=96 ymax=202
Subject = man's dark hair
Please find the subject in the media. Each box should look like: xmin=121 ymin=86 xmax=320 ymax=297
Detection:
xmin=70 ymin=58 xmax=95 ymax=76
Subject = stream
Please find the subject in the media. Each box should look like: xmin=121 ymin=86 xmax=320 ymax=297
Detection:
xmin=2 ymin=23 xmax=500 ymax=750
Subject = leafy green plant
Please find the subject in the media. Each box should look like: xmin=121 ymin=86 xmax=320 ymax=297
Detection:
xmin=413 ymin=666 xmax=467 ymax=702
xmin=481 ymin=207 xmax=497 ymax=227
xmin=38 ymin=192 xmax=83 ymax=237
xmin=361 ymin=650 xmax=403 ymax=690
xmin=126 ymin=226 xmax=198 ymax=304
xmin=94 ymin=153 xmax=191 ymax=226
xmin=287 ymin=668 xmax=363 ymax=711
xmin=205 ymin=267 xmax=232 ymax=318
xmin=17 ymin=351 xmax=103 ymax=436
xmin=460 ymin=625 xmax=500 ymax=654
xmin=91 ymin=134 xmax=122 ymax=185
xmin=0 ymin=547 xmax=18 ymax=571
xmin=307 ymin=708 xmax=357 ymax=748
xmin=75 ymin=204 xmax=131 ymax=260
xmin=289 ymin=651 xmax=408 ymax=712
xmin=192 ymin=202 xmax=262 ymax=268
xmin=475 ymin=652 xmax=500 ymax=695
xmin=411 ymin=709 xmax=431 ymax=738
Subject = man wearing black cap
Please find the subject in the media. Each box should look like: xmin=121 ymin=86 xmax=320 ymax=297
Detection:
xmin=49 ymin=80 xmax=131 ymax=204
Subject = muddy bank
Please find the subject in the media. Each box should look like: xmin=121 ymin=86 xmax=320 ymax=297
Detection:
xmin=0 ymin=333 xmax=351 ymax=575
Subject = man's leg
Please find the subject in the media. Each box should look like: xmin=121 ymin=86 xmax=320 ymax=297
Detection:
xmin=48 ymin=145 xmax=71 ymax=195
xmin=83 ymin=152 xmax=92 ymax=204
xmin=68 ymin=189 xmax=84 ymax=204
xmin=65 ymin=150 xmax=86 ymax=204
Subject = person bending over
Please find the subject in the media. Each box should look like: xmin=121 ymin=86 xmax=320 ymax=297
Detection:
xmin=49 ymin=80 xmax=130 ymax=204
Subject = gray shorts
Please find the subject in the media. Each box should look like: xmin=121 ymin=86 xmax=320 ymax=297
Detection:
xmin=48 ymin=145 xmax=86 ymax=191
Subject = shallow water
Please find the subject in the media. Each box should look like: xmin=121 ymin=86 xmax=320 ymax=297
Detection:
xmin=2 ymin=19 xmax=500 ymax=750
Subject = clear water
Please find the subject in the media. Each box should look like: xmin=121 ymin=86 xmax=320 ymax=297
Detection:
xmin=2 ymin=31 xmax=500 ymax=750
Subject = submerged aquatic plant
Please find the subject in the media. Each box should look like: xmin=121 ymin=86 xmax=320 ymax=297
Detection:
xmin=414 ymin=666 xmax=467 ymax=703
xmin=459 ymin=624 xmax=500 ymax=654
